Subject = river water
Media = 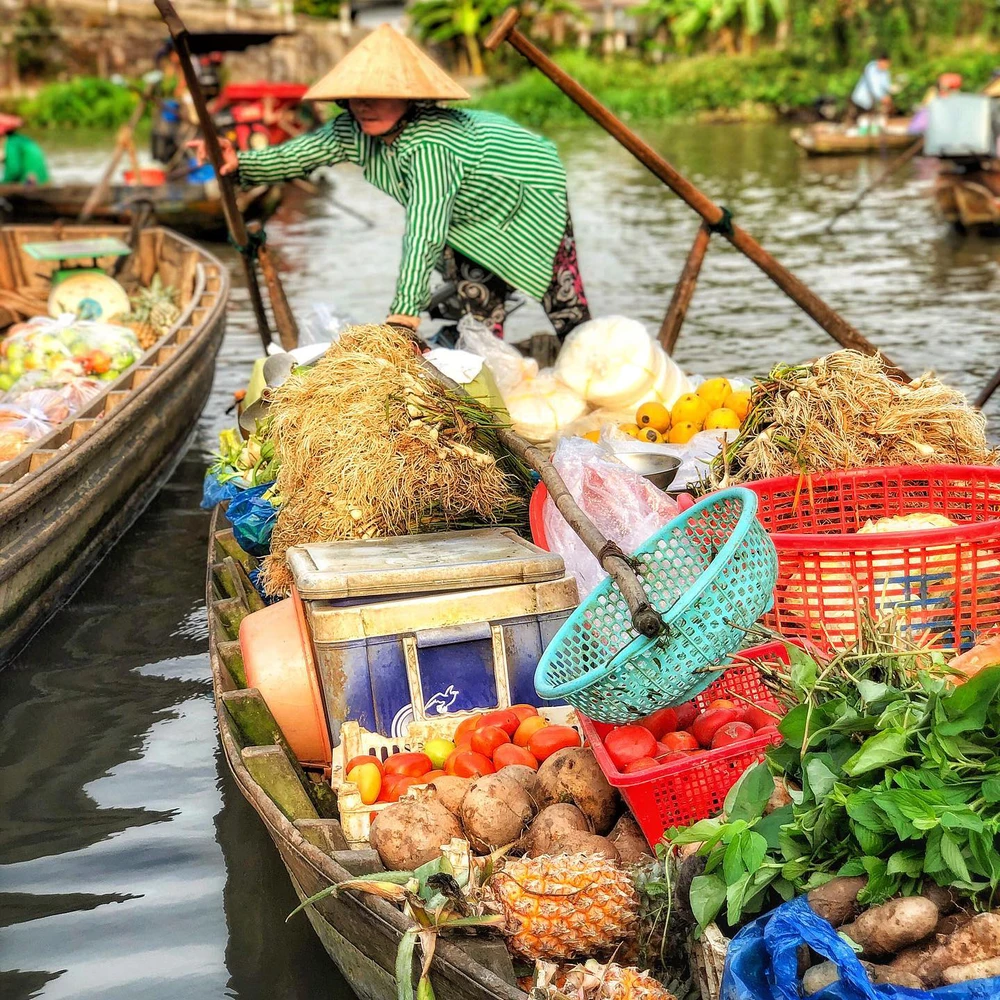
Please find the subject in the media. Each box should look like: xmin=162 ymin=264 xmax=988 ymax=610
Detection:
xmin=1 ymin=122 xmax=998 ymax=1000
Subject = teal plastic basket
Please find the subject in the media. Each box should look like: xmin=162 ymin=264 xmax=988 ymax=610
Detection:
xmin=534 ymin=488 xmax=778 ymax=724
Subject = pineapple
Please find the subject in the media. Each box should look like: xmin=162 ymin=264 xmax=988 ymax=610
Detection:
xmin=533 ymin=960 xmax=677 ymax=1000
xmin=486 ymin=853 xmax=639 ymax=961
xmin=121 ymin=276 xmax=180 ymax=348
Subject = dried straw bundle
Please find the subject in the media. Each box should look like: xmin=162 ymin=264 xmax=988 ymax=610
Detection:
xmin=259 ymin=324 xmax=529 ymax=595
xmin=713 ymin=351 xmax=995 ymax=486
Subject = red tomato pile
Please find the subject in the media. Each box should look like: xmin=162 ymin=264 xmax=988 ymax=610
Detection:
xmin=602 ymin=696 xmax=785 ymax=773
xmin=343 ymin=705 xmax=582 ymax=805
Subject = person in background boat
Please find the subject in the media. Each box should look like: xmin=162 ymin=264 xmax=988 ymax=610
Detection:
xmin=189 ymin=25 xmax=591 ymax=342
xmin=0 ymin=114 xmax=49 ymax=186
xmin=849 ymin=53 xmax=894 ymax=121
xmin=908 ymin=73 xmax=963 ymax=135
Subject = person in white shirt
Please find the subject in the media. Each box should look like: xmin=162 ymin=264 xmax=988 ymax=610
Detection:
xmin=849 ymin=53 xmax=893 ymax=120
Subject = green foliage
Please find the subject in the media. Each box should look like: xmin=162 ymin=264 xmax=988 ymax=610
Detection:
xmin=293 ymin=0 xmax=340 ymax=17
xmin=13 ymin=4 xmax=60 ymax=79
xmin=17 ymin=78 xmax=143 ymax=129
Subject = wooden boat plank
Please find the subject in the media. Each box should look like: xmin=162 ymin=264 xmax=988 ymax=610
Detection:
xmin=242 ymin=745 xmax=321 ymax=822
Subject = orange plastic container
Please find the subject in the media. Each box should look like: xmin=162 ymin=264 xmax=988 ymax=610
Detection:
xmin=124 ymin=168 xmax=166 ymax=186
xmin=239 ymin=587 xmax=332 ymax=768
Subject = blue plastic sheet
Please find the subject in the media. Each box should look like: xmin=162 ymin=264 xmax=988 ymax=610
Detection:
xmin=201 ymin=471 xmax=243 ymax=510
xmin=723 ymin=895 xmax=1000 ymax=1000
xmin=225 ymin=482 xmax=277 ymax=558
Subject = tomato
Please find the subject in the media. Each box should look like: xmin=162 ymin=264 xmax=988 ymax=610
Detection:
xmin=745 ymin=699 xmax=785 ymax=731
xmin=605 ymin=725 xmax=658 ymax=770
xmin=673 ymin=701 xmax=699 ymax=730
xmin=637 ymin=706 xmax=678 ymax=740
xmin=527 ymin=725 xmax=581 ymax=761
xmin=708 ymin=699 xmax=738 ymax=710
xmin=345 ymin=754 xmax=383 ymax=776
xmin=377 ymin=773 xmax=405 ymax=801
xmin=509 ymin=704 xmax=540 ymax=724
xmin=711 ymin=721 xmax=756 ymax=749
xmin=346 ymin=762 xmax=382 ymax=804
xmin=690 ymin=707 xmax=742 ymax=748
xmin=514 ymin=715 xmax=548 ymax=747
xmin=478 ymin=709 xmax=520 ymax=737
xmin=623 ymin=756 xmax=658 ymax=773
xmin=659 ymin=750 xmax=695 ymax=765
xmin=420 ymin=769 xmax=446 ymax=782
xmin=451 ymin=751 xmax=495 ymax=778
xmin=386 ymin=775 xmax=424 ymax=801
xmin=493 ymin=743 xmax=539 ymax=770
xmin=383 ymin=752 xmax=433 ymax=777
xmin=660 ymin=731 xmax=700 ymax=753
xmin=755 ymin=725 xmax=781 ymax=741
xmin=453 ymin=714 xmax=483 ymax=744
xmin=470 ymin=725 xmax=510 ymax=758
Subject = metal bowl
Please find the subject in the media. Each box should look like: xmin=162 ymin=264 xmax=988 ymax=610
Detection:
xmin=615 ymin=451 xmax=682 ymax=491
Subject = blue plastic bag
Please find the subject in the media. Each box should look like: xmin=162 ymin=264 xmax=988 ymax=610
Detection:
xmin=225 ymin=482 xmax=277 ymax=558
xmin=723 ymin=895 xmax=1000 ymax=1000
xmin=201 ymin=471 xmax=244 ymax=510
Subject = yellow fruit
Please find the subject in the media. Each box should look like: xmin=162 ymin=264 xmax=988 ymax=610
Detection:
xmin=724 ymin=388 xmax=751 ymax=422
xmin=634 ymin=401 xmax=670 ymax=433
xmin=582 ymin=430 xmax=601 ymax=443
xmin=696 ymin=377 xmax=732 ymax=412
xmin=423 ymin=738 xmax=456 ymax=770
xmin=562 ymin=961 xmax=679 ymax=1000
xmin=670 ymin=393 xmax=709 ymax=428
xmin=618 ymin=422 xmax=640 ymax=438
xmin=704 ymin=407 xmax=741 ymax=430
xmin=668 ymin=421 xmax=698 ymax=444
xmin=489 ymin=853 xmax=639 ymax=960
xmin=638 ymin=427 xmax=663 ymax=443
xmin=346 ymin=763 xmax=382 ymax=805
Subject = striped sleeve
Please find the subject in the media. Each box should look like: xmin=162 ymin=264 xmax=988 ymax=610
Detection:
xmin=390 ymin=143 xmax=465 ymax=317
xmin=235 ymin=118 xmax=352 ymax=187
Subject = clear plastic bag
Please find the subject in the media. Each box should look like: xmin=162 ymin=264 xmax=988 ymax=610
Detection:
xmin=542 ymin=436 xmax=680 ymax=597
xmin=296 ymin=302 xmax=357 ymax=346
xmin=8 ymin=388 xmax=72 ymax=425
xmin=457 ymin=315 xmax=539 ymax=397
xmin=600 ymin=424 xmax=737 ymax=490
xmin=0 ymin=403 xmax=54 ymax=462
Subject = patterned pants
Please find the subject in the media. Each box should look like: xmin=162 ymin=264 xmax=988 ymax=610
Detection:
xmin=440 ymin=215 xmax=591 ymax=340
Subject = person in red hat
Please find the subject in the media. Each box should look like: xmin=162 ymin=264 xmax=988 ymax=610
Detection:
xmin=0 ymin=114 xmax=49 ymax=185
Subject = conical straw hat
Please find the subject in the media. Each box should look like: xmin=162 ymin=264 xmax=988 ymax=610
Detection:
xmin=304 ymin=24 xmax=470 ymax=102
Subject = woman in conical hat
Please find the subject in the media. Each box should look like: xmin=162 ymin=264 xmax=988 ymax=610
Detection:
xmin=192 ymin=24 xmax=590 ymax=339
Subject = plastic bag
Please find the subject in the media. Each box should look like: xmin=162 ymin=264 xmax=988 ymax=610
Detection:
xmin=542 ymin=437 xmax=679 ymax=597
xmin=723 ymin=895 xmax=1000 ymax=1000
xmin=201 ymin=470 xmax=245 ymax=510
xmin=8 ymin=388 xmax=71 ymax=425
xmin=457 ymin=315 xmax=539 ymax=397
xmin=225 ymin=482 xmax=278 ymax=557
xmin=296 ymin=302 xmax=357 ymax=347
xmin=0 ymin=403 xmax=54 ymax=461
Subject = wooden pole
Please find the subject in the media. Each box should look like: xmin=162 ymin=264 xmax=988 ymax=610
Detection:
xmin=658 ymin=221 xmax=711 ymax=355
xmin=974 ymin=366 xmax=1000 ymax=410
xmin=824 ymin=137 xmax=924 ymax=233
xmin=483 ymin=9 xmax=908 ymax=381
xmin=79 ymin=84 xmax=152 ymax=221
xmin=155 ymin=0 xmax=274 ymax=352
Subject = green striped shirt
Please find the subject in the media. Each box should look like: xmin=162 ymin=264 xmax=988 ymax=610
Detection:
xmin=236 ymin=106 xmax=569 ymax=316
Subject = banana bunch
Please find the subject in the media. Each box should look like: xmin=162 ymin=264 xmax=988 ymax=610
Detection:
xmin=210 ymin=420 xmax=278 ymax=487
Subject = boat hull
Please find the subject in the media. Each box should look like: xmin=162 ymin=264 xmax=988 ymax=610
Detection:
xmin=791 ymin=122 xmax=915 ymax=157
xmin=934 ymin=167 xmax=1000 ymax=231
xmin=0 ymin=225 xmax=228 ymax=663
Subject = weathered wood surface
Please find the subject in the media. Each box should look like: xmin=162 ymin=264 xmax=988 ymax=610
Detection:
xmin=205 ymin=507 xmax=527 ymax=1000
xmin=0 ymin=224 xmax=228 ymax=664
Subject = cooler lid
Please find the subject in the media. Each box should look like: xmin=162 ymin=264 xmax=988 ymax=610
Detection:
xmin=287 ymin=527 xmax=566 ymax=599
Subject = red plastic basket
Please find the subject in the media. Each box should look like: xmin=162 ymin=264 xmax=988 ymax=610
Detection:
xmin=746 ymin=465 xmax=1000 ymax=651
xmin=579 ymin=642 xmax=789 ymax=847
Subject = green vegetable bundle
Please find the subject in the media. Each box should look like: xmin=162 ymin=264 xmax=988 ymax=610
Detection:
xmin=671 ymin=636 xmax=1000 ymax=933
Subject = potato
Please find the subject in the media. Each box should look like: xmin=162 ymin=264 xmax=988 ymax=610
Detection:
xmin=429 ymin=775 xmax=470 ymax=817
xmin=369 ymin=793 xmax=463 ymax=871
xmin=608 ymin=814 xmax=652 ymax=865
xmin=936 ymin=912 xmax=973 ymax=939
xmin=941 ymin=956 xmax=1000 ymax=984
xmin=843 ymin=896 xmax=939 ymax=956
xmin=519 ymin=803 xmax=590 ymax=857
xmin=497 ymin=764 xmax=540 ymax=803
xmin=888 ymin=940 xmax=938 ymax=984
xmin=920 ymin=912 xmax=1000 ymax=985
xmin=535 ymin=747 xmax=619 ymax=834
xmin=460 ymin=772 xmax=536 ymax=853
xmin=802 ymin=961 xmax=840 ymax=995
xmin=921 ymin=881 xmax=959 ymax=915
xmin=542 ymin=829 xmax=620 ymax=862
xmin=807 ymin=876 xmax=868 ymax=928
xmin=868 ymin=965 xmax=924 ymax=988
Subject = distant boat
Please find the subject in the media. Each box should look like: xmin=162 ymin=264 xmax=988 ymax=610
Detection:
xmin=791 ymin=119 xmax=915 ymax=156
xmin=934 ymin=165 xmax=1000 ymax=232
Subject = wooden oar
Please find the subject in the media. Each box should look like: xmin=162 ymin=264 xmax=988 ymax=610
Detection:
xmin=823 ymin=136 xmax=924 ymax=233
xmin=155 ymin=0 xmax=300 ymax=352
xmin=483 ymin=9 xmax=909 ymax=382
xmin=79 ymin=80 xmax=155 ymax=222
xmin=974 ymin=366 xmax=1000 ymax=410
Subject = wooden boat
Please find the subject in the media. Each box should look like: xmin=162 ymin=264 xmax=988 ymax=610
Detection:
xmin=0 ymin=181 xmax=282 ymax=240
xmin=934 ymin=164 xmax=1000 ymax=231
xmin=205 ymin=510 xmax=527 ymax=1000
xmin=791 ymin=119 xmax=915 ymax=156
xmin=0 ymin=224 xmax=229 ymax=663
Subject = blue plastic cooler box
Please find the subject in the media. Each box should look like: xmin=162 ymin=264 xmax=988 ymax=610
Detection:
xmin=286 ymin=528 xmax=579 ymax=742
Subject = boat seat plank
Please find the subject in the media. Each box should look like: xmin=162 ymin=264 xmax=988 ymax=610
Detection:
xmin=241 ymin=745 xmax=319 ymax=822
xmin=294 ymin=818 xmax=351 ymax=855
xmin=214 ymin=597 xmax=248 ymax=639
xmin=104 ymin=391 xmax=130 ymax=415
xmin=70 ymin=419 xmax=99 ymax=441
xmin=214 ymin=529 xmax=254 ymax=571
xmin=217 ymin=639 xmax=246 ymax=688
xmin=28 ymin=449 xmax=60 ymax=473
xmin=131 ymin=367 xmax=156 ymax=389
